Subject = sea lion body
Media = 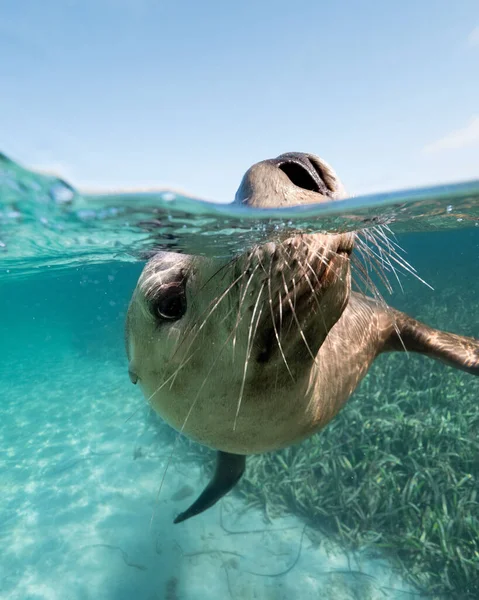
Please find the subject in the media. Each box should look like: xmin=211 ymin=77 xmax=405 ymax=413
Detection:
xmin=128 ymin=286 xmax=382 ymax=455
xmin=125 ymin=152 xmax=479 ymax=523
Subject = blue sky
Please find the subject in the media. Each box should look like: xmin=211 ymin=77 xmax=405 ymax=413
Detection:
xmin=1 ymin=0 xmax=478 ymax=202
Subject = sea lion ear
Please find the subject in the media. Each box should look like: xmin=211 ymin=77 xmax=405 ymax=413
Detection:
xmin=381 ymin=310 xmax=479 ymax=376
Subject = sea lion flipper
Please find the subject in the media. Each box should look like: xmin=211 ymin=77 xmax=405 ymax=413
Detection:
xmin=382 ymin=310 xmax=479 ymax=376
xmin=173 ymin=451 xmax=246 ymax=524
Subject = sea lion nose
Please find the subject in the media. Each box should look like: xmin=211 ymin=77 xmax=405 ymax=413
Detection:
xmin=128 ymin=365 xmax=139 ymax=385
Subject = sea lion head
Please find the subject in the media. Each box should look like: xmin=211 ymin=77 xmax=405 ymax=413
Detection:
xmin=125 ymin=152 xmax=354 ymax=453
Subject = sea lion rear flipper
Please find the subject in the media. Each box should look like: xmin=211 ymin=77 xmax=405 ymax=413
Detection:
xmin=382 ymin=309 xmax=479 ymax=375
xmin=173 ymin=451 xmax=246 ymax=524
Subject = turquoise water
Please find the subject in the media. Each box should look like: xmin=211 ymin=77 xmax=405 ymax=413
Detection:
xmin=1 ymin=156 xmax=478 ymax=599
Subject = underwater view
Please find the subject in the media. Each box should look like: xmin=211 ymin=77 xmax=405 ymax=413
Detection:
xmin=1 ymin=152 xmax=478 ymax=600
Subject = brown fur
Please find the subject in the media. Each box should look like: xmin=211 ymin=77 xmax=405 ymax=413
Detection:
xmin=125 ymin=152 xmax=479 ymax=458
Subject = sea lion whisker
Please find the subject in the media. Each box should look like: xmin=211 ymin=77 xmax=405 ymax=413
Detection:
xmin=257 ymin=248 xmax=294 ymax=378
xmin=141 ymin=270 xmax=169 ymax=299
xmin=349 ymin=255 xmax=396 ymax=323
xmin=300 ymin=235 xmax=351 ymax=287
xmin=358 ymin=231 xmax=405 ymax=290
xmin=350 ymin=256 xmax=408 ymax=352
xmin=169 ymin=350 xmax=198 ymax=390
xmin=354 ymin=234 xmax=396 ymax=284
xmin=350 ymin=252 xmax=391 ymax=307
xmin=199 ymin=256 xmax=240 ymax=292
xmin=354 ymin=240 xmax=395 ymax=294
xmin=266 ymin=262 xmax=294 ymax=380
xmin=361 ymin=228 xmax=433 ymax=290
xmin=355 ymin=236 xmax=402 ymax=296
xmin=145 ymin=351 xmax=197 ymax=403
xmin=166 ymin=320 xmax=200 ymax=381
xmin=277 ymin=288 xmax=284 ymax=346
xmin=301 ymin=237 xmax=346 ymax=282
xmin=350 ymin=235 xmax=376 ymax=272
xmin=350 ymin=256 xmax=376 ymax=293
xmin=298 ymin=258 xmax=323 ymax=311
xmin=261 ymin=244 xmax=297 ymax=342
xmin=149 ymin=381 xmax=203 ymax=530
xmin=373 ymin=224 xmax=410 ymax=261
xmin=375 ymin=246 xmax=405 ymax=293
xmin=361 ymin=232 xmax=404 ymax=292
xmin=380 ymin=225 xmax=422 ymax=274
xmin=284 ymin=274 xmax=298 ymax=339
xmin=300 ymin=261 xmax=332 ymax=335
xmin=371 ymin=228 xmax=406 ymax=266
xmin=279 ymin=250 xmax=317 ymax=340
xmin=301 ymin=237 xmax=331 ymax=264
xmin=233 ymin=282 xmax=266 ymax=431
xmin=386 ymin=248 xmax=433 ymax=290
xmin=176 ymin=268 xmax=241 ymax=352
xmin=308 ymin=244 xmax=330 ymax=266
xmin=171 ymin=267 xmax=248 ymax=375
xmin=124 ymin=403 xmax=145 ymax=424
xmin=218 ymin=306 xmax=236 ymax=327
xmin=350 ymin=260 xmax=386 ymax=305
xmin=230 ymin=261 xmax=259 ymax=360
xmin=361 ymin=228 xmax=400 ymax=263
xmin=232 ymin=252 xmax=256 ymax=352
xmin=232 ymin=256 xmax=259 ymax=354
xmin=174 ymin=256 xmax=250 ymax=355
xmin=285 ymin=242 xmax=331 ymax=322
xmin=281 ymin=271 xmax=319 ymax=365
xmin=283 ymin=241 xmax=339 ymax=332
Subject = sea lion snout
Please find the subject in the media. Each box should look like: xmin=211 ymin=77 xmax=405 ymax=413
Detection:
xmin=268 ymin=152 xmax=337 ymax=197
xmin=234 ymin=152 xmax=346 ymax=209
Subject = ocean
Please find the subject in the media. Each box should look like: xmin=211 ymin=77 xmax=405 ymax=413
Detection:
xmin=1 ymin=153 xmax=478 ymax=600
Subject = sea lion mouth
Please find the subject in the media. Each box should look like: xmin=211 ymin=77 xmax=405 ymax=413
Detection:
xmin=336 ymin=240 xmax=354 ymax=256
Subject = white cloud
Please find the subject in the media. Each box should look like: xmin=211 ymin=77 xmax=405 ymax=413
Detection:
xmin=422 ymin=116 xmax=479 ymax=154
xmin=467 ymin=26 xmax=479 ymax=47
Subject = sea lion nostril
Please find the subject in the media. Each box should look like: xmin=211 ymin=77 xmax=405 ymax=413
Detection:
xmin=272 ymin=153 xmax=334 ymax=197
xmin=277 ymin=161 xmax=320 ymax=192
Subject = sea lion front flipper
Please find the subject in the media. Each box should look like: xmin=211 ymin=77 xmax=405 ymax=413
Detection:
xmin=173 ymin=451 xmax=246 ymax=524
xmin=381 ymin=309 xmax=479 ymax=375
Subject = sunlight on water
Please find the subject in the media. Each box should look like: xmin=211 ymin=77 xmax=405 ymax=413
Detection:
xmin=1 ymin=154 xmax=478 ymax=600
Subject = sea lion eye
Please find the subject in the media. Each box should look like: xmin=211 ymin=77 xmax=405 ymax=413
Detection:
xmin=155 ymin=283 xmax=187 ymax=321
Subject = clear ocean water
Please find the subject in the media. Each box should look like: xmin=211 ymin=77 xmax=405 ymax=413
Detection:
xmin=1 ymin=154 xmax=478 ymax=600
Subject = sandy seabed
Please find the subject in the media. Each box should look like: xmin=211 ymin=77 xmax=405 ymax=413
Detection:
xmin=0 ymin=344 xmax=419 ymax=600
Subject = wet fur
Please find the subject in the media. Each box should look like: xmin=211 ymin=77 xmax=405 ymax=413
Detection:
xmin=125 ymin=152 xmax=479 ymax=524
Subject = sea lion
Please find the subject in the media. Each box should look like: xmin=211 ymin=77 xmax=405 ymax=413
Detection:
xmin=125 ymin=152 xmax=479 ymax=524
